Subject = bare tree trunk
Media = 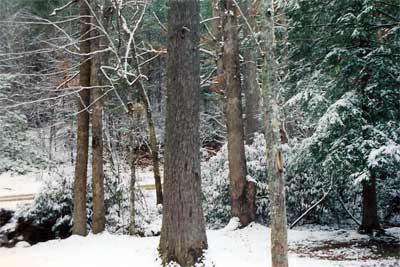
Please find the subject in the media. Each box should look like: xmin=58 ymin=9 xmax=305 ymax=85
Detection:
xmin=91 ymin=10 xmax=105 ymax=234
xmin=69 ymin=119 xmax=75 ymax=165
xmin=159 ymin=1 xmax=208 ymax=265
xmin=359 ymin=176 xmax=381 ymax=234
xmin=242 ymin=0 xmax=262 ymax=144
xmin=222 ymin=0 xmax=256 ymax=226
xmin=72 ymin=0 xmax=91 ymax=236
xmin=48 ymin=108 xmax=56 ymax=172
xmin=129 ymin=38 xmax=163 ymax=205
xmin=139 ymin=87 xmax=163 ymax=205
xmin=212 ymin=0 xmax=224 ymax=77
xmin=128 ymin=114 xmax=137 ymax=235
xmin=261 ymin=1 xmax=288 ymax=267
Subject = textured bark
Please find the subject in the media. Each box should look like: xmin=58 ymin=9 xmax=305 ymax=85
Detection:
xmin=91 ymin=11 xmax=105 ymax=234
xmin=222 ymin=0 xmax=256 ymax=226
xmin=359 ymin=176 xmax=381 ymax=234
xmin=242 ymin=0 xmax=262 ymax=144
xmin=159 ymin=1 xmax=208 ymax=266
xmin=261 ymin=1 xmax=289 ymax=267
xmin=72 ymin=0 xmax=91 ymax=236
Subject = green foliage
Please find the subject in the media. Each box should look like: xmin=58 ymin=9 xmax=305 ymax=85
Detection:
xmin=282 ymin=0 xmax=400 ymax=223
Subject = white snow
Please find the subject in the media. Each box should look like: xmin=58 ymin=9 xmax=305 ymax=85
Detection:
xmin=1 ymin=224 xmax=398 ymax=267
xmin=223 ymin=217 xmax=241 ymax=231
xmin=0 ymin=171 xmax=44 ymax=210
xmin=0 ymin=172 xmax=42 ymax=198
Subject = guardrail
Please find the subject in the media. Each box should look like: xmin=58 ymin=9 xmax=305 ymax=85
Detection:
xmin=0 ymin=194 xmax=35 ymax=203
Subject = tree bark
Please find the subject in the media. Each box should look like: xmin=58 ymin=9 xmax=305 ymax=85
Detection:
xmin=91 ymin=9 xmax=105 ymax=234
xmin=261 ymin=1 xmax=289 ymax=267
xmin=359 ymin=176 xmax=381 ymax=234
xmin=128 ymin=114 xmax=137 ymax=236
xmin=222 ymin=0 xmax=256 ymax=227
xmin=242 ymin=0 xmax=262 ymax=144
xmin=72 ymin=0 xmax=91 ymax=236
xmin=159 ymin=1 xmax=208 ymax=266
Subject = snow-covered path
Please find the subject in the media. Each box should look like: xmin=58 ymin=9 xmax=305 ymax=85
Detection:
xmin=1 ymin=224 xmax=398 ymax=267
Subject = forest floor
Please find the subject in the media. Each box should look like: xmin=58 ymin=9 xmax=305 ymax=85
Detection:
xmin=0 ymin=223 xmax=399 ymax=267
xmin=1 ymin=169 xmax=399 ymax=267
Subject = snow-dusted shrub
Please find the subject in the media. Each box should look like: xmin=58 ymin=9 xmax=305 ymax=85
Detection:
xmin=16 ymin=169 xmax=86 ymax=239
xmin=15 ymin=167 xmax=160 ymax=240
xmin=202 ymin=134 xmax=269 ymax=228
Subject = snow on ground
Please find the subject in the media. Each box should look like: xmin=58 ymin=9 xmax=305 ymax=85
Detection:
xmin=0 ymin=172 xmax=44 ymax=210
xmin=0 ymin=172 xmax=42 ymax=198
xmin=1 ymin=224 xmax=398 ymax=267
xmin=1 ymin=168 xmax=398 ymax=267
xmin=0 ymin=166 xmax=158 ymax=210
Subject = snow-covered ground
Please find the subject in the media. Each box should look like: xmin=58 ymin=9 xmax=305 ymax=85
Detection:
xmin=0 ymin=166 xmax=159 ymax=210
xmin=1 ymin=224 xmax=398 ymax=267
xmin=0 ymin=172 xmax=44 ymax=210
xmin=0 ymin=172 xmax=42 ymax=197
xmin=1 ymin=169 xmax=398 ymax=267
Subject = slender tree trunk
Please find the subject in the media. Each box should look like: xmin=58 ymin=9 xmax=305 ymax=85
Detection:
xmin=242 ymin=0 xmax=262 ymax=144
xmin=222 ymin=0 xmax=256 ymax=226
xmin=69 ymin=119 xmax=75 ymax=165
xmin=48 ymin=109 xmax=56 ymax=172
xmin=129 ymin=38 xmax=163 ymax=205
xmin=359 ymin=176 xmax=381 ymax=234
xmin=212 ymin=0 xmax=224 ymax=77
xmin=139 ymin=87 xmax=163 ymax=205
xmin=128 ymin=114 xmax=137 ymax=235
xmin=72 ymin=0 xmax=91 ymax=236
xmin=159 ymin=1 xmax=208 ymax=265
xmin=156 ymin=56 xmax=163 ymax=113
xmin=91 ymin=10 xmax=105 ymax=234
xmin=261 ymin=1 xmax=288 ymax=267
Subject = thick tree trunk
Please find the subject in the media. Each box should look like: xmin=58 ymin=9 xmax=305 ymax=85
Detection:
xmin=159 ymin=1 xmax=208 ymax=266
xmin=72 ymin=0 xmax=91 ymax=236
xmin=261 ymin=1 xmax=289 ymax=267
xmin=242 ymin=0 xmax=262 ymax=144
xmin=91 ymin=12 xmax=105 ymax=234
xmin=359 ymin=176 xmax=381 ymax=234
xmin=222 ymin=0 xmax=256 ymax=226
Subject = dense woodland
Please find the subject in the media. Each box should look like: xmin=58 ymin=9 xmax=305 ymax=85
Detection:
xmin=0 ymin=1 xmax=399 ymax=267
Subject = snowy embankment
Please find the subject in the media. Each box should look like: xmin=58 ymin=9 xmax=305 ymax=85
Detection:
xmin=1 ymin=223 xmax=399 ymax=267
